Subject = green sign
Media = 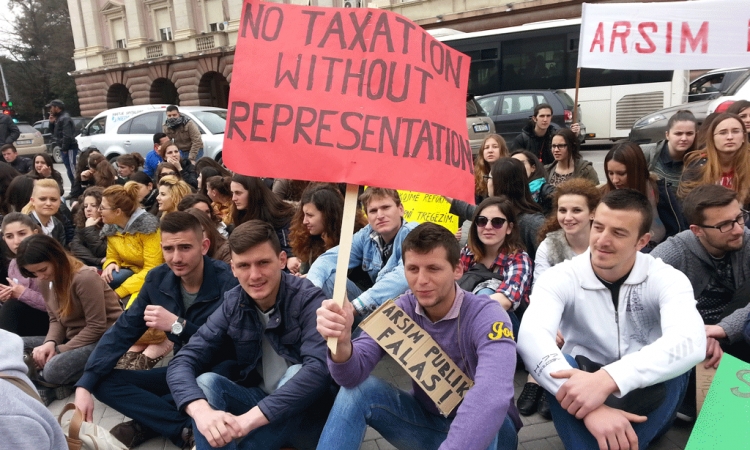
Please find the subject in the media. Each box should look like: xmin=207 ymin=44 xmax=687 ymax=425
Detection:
xmin=686 ymin=354 xmax=750 ymax=449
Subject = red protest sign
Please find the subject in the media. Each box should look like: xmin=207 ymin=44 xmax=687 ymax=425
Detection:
xmin=224 ymin=0 xmax=474 ymax=203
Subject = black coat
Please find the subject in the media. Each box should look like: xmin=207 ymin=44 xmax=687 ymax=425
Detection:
xmin=511 ymin=122 xmax=561 ymax=165
xmin=0 ymin=114 xmax=19 ymax=144
xmin=70 ymin=225 xmax=106 ymax=267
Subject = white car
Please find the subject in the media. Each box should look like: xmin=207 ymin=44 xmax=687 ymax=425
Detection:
xmin=77 ymin=105 xmax=226 ymax=163
xmin=707 ymin=70 xmax=750 ymax=114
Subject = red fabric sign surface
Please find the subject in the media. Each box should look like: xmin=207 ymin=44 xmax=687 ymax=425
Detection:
xmin=224 ymin=0 xmax=474 ymax=203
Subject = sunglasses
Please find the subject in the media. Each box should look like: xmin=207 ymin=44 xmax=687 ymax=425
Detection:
xmin=475 ymin=216 xmax=507 ymax=229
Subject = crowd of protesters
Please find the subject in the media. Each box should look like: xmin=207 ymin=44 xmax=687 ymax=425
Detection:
xmin=0 ymin=102 xmax=749 ymax=450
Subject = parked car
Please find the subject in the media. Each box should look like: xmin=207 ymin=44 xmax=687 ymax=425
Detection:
xmin=476 ymin=89 xmax=585 ymax=144
xmin=629 ymin=68 xmax=750 ymax=144
xmin=78 ymin=105 xmax=226 ymax=164
xmin=467 ymin=94 xmax=495 ymax=156
xmin=707 ymin=69 xmax=750 ymax=114
xmin=33 ymin=117 xmax=92 ymax=162
xmin=13 ymin=122 xmax=47 ymax=157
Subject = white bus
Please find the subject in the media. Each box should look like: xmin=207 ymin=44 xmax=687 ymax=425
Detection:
xmin=436 ymin=19 xmax=688 ymax=140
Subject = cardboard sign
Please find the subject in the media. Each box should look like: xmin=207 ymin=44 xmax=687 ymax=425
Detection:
xmin=399 ymin=190 xmax=459 ymax=233
xmin=685 ymin=354 xmax=750 ymax=449
xmin=579 ymin=1 xmax=750 ymax=70
xmin=359 ymin=299 xmax=473 ymax=416
xmin=695 ymin=361 xmax=716 ymax=415
xmin=224 ymin=0 xmax=474 ymax=204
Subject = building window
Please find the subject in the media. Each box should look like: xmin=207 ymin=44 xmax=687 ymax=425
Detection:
xmin=115 ymin=39 xmax=127 ymax=49
xmin=160 ymin=27 xmax=173 ymax=41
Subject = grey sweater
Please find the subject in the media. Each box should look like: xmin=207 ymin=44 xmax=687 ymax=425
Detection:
xmin=651 ymin=229 xmax=750 ymax=343
xmin=0 ymin=330 xmax=67 ymax=449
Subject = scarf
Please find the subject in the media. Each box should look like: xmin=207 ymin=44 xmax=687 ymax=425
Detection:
xmin=165 ymin=115 xmax=190 ymax=129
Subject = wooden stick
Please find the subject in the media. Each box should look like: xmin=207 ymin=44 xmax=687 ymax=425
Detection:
xmin=572 ymin=67 xmax=581 ymax=126
xmin=328 ymin=183 xmax=360 ymax=353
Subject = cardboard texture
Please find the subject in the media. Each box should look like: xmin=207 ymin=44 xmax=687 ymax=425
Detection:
xmin=359 ymin=300 xmax=474 ymax=416
xmin=223 ymin=0 xmax=474 ymax=203
xmin=695 ymin=360 xmax=716 ymax=415
xmin=685 ymin=354 xmax=750 ymax=449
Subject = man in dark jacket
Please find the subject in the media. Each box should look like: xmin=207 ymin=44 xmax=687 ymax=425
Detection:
xmin=1 ymin=144 xmax=32 ymax=173
xmin=510 ymin=103 xmax=580 ymax=165
xmin=0 ymin=111 xmax=19 ymax=145
xmin=73 ymin=212 xmax=239 ymax=448
xmin=167 ymin=220 xmax=334 ymax=449
xmin=46 ymin=99 xmax=79 ymax=184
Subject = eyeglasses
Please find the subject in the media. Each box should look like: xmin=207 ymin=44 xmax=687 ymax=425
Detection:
xmin=713 ymin=129 xmax=744 ymax=137
xmin=475 ymin=216 xmax=507 ymax=229
xmin=699 ymin=211 xmax=747 ymax=233
xmin=551 ymin=144 xmax=568 ymax=149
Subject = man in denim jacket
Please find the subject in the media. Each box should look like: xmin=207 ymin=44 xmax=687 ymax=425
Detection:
xmin=167 ymin=220 xmax=334 ymax=449
xmin=307 ymin=187 xmax=418 ymax=318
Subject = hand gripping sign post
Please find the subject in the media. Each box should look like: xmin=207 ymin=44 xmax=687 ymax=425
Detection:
xmin=573 ymin=0 xmax=750 ymax=122
xmin=223 ymin=0 xmax=474 ymax=351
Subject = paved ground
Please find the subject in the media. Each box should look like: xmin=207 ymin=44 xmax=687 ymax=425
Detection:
xmin=47 ymin=354 xmax=693 ymax=449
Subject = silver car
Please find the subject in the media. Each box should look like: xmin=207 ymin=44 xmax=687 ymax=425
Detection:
xmin=78 ymin=106 xmax=226 ymax=163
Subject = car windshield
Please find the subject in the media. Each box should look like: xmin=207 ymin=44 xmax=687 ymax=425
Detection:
xmin=724 ymin=71 xmax=750 ymax=96
xmin=466 ymin=98 xmax=488 ymax=117
xmin=192 ymin=110 xmax=226 ymax=134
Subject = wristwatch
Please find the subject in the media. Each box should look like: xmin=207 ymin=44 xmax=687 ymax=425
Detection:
xmin=171 ymin=317 xmax=186 ymax=336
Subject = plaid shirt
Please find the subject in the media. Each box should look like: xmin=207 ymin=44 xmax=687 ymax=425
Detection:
xmin=459 ymin=246 xmax=533 ymax=310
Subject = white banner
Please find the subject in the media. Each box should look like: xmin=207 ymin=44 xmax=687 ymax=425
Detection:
xmin=578 ymin=0 xmax=750 ymax=70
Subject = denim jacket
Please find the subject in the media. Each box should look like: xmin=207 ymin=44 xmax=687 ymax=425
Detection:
xmin=167 ymin=273 xmax=332 ymax=423
xmin=308 ymin=221 xmax=418 ymax=315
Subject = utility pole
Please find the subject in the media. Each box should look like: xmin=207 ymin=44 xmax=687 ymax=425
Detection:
xmin=0 ymin=64 xmax=10 ymax=102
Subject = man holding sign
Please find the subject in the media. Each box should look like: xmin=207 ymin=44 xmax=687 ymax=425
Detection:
xmin=518 ymin=189 xmax=706 ymax=449
xmin=316 ymin=222 xmax=521 ymax=450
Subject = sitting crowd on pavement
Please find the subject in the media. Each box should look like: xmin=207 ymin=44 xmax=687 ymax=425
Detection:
xmin=1 ymin=104 xmax=749 ymax=450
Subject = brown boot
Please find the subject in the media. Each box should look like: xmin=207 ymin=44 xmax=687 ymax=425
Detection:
xmin=110 ymin=420 xmax=159 ymax=448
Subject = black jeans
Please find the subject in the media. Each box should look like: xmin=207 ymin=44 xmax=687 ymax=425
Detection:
xmin=0 ymin=299 xmax=49 ymax=336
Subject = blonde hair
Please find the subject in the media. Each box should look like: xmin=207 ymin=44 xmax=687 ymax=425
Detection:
xmin=102 ymin=181 xmax=142 ymax=216
xmin=22 ymin=179 xmax=60 ymax=214
xmin=158 ymin=175 xmax=192 ymax=214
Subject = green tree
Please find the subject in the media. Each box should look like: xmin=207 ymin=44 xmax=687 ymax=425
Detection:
xmin=0 ymin=0 xmax=78 ymax=123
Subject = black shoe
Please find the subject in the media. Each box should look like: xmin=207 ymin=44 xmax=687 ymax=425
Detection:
xmin=517 ymin=382 xmax=542 ymax=416
xmin=676 ymin=398 xmax=696 ymax=422
xmin=110 ymin=420 xmax=159 ymax=448
xmin=537 ymin=390 xmax=552 ymax=420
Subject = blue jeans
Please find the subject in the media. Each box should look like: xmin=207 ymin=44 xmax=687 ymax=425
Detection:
xmin=61 ymin=147 xmax=78 ymax=184
xmin=180 ymin=149 xmax=204 ymax=161
xmin=476 ymin=288 xmax=519 ymax=340
xmin=93 ymin=367 xmax=191 ymax=447
xmin=548 ymin=354 xmax=689 ymax=449
xmin=306 ymin=257 xmax=364 ymax=306
xmin=108 ymin=268 xmax=135 ymax=290
xmin=317 ymin=376 xmax=518 ymax=450
xmin=194 ymin=365 xmax=328 ymax=450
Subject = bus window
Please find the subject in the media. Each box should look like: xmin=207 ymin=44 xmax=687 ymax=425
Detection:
xmin=501 ymin=36 xmax=567 ymax=90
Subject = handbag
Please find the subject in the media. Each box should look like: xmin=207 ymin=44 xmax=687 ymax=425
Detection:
xmin=574 ymin=355 xmax=666 ymax=416
xmin=458 ymin=263 xmax=503 ymax=292
xmin=57 ymin=403 xmax=128 ymax=450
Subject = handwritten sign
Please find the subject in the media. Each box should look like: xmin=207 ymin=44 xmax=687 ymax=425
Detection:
xmin=399 ymin=190 xmax=459 ymax=233
xmin=695 ymin=361 xmax=716 ymax=415
xmin=223 ymin=0 xmax=474 ymax=204
xmin=685 ymin=354 xmax=750 ymax=449
xmin=359 ymin=299 xmax=473 ymax=416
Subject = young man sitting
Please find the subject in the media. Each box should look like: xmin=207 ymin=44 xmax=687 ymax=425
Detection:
xmin=316 ymin=222 xmax=521 ymax=450
xmin=518 ymin=189 xmax=706 ymax=449
xmin=166 ymin=220 xmax=334 ymax=449
xmin=73 ymin=212 xmax=238 ymax=448
xmin=307 ymin=187 xmax=417 ymax=318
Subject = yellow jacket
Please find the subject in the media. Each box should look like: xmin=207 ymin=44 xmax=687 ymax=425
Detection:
xmin=102 ymin=210 xmax=163 ymax=307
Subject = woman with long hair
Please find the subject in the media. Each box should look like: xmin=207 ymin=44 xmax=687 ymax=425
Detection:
xmin=288 ymin=183 xmax=367 ymax=275
xmin=602 ymin=142 xmax=666 ymax=246
xmin=6 ymin=175 xmax=34 ymax=212
xmin=511 ymin=150 xmax=553 ymax=214
xmin=68 ymin=147 xmax=101 ymax=201
xmin=680 ymin=113 xmax=750 ymax=204
xmin=474 ymin=134 xmax=508 ymax=202
xmin=197 ymin=166 xmax=220 ymax=198
xmin=184 ymin=207 xmax=231 ymax=264
xmin=100 ymin=182 xmax=163 ymax=306
xmin=116 ymin=153 xmax=145 ymax=184
xmin=544 ymin=128 xmax=599 ymax=187
xmin=18 ymin=234 xmax=121 ymax=401
xmin=130 ymin=171 xmax=158 ymax=214
xmin=23 ymin=179 xmax=67 ymax=247
xmin=230 ymin=174 xmax=296 ymax=254
xmin=0 ymin=161 xmax=19 ymax=215
xmin=155 ymin=161 xmax=181 ymax=185
xmin=178 ymin=193 xmax=228 ymax=237
xmin=640 ymin=110 xmax=698 ymax=187
xmin=0 ymin=213 xmax=47 ymax=337
xmin=157 ymin=175 xmax=193 ymax=216
xmin=69 ymin=187 xmax=107 ymax=268
xmin=28 ymin=153 xmax=64 ymax=194
xmin=460 ymin=195 xmax=531 ymax=325
xmin=195 ymin=156 xmax=231 ymax=178
xmin=206 ymin=175 xmax=233 ymax=224
xmin=516 ymin=179 xmax=602 ymax=419
xmin=272 ymin=179 xmax=311 ymax=203
xmin=81 ymin=152 xmax=117 ymax=188
xmin=727 ymin=100 xmax=750 ymax=142
xmin=160 ymin=141 xmax=198 ymax=189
